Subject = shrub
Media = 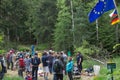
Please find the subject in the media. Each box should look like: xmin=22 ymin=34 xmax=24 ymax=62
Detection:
xmin=36 ymin=43 xmax=49 ymax=51
xmin=18 ymin=45 xmax=30 ymax=51
xmin=0 ymin=50 xmax=6 ymax=55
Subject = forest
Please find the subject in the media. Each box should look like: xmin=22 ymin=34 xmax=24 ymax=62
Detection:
xmin=0 ymin=0 xmax=120 ymax=57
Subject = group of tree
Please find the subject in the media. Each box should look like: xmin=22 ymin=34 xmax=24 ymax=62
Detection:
xmin=0 ymin=0 xmax=120 ymax=56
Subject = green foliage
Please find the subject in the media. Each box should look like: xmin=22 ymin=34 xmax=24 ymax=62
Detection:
xmin=113 ymin=44 xmax=120 ymax=49
xmin=0 ymin=0 xmax=120 ymax=53
xmin=113 ymin=69 xmax=120 ymax=80
xmin=53 ymin=0 xmax=72 ymax=51
xmin=0 ymin=35 xmax=3 ymax=43
xmin=17 ymin=45 xmax=30 ymax=51
xmin=36 ymin=43 xmax=49 ymax=51
xmin=0 ymin=50 xmax=6 ymax=54
xmin=0 ymin=33 xmax=4 ymax=49
xmin=75 ymin=40 xmax=99 ymax=56
xmin=83 ymin=58 xmax=101 ymax=68
xmin=112 ymin=44 xmax=120 ymax=55
xmin=4 ymin=76 xmax=23 ymax=80
xmin=93 ymin=76 xmax=107 ymax=80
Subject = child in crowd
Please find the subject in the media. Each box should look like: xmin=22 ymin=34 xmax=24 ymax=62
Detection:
xmin=25 ymin=71 xmax=32 ymax=80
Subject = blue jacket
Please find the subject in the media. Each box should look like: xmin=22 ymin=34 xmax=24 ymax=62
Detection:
xmin=66 ymin=60 xmax=73 ymax=72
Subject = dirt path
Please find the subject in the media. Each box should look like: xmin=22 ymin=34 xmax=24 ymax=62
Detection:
xmin=6 ymin=70 xmax=93 ymax=80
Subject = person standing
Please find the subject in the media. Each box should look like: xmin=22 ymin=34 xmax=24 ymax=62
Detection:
xmin=6 ymin=52 xmax=10 ymax=69
xmin=31 ymin=53 xmax=41 ymax=80
xmin=41 ymin=52 xmax=49 ymax=80
xmin=48 ymin=51 xmax=54 ymax=74
xmin=24 ymin=54 xmax=31 ymax=72
xmin=9 ymin=50 xmax=14 ymax=70
xmin=53 ymin=55 xmax=64 ymax=80
xmin=14 ymin=55 xmax=25 ymax=77
xmin=66 ymin=57 xmax=73 ymax=80
xmin=76 ymin=52 xmax=83 ymax=73
xmin=0 ymin=54 xmax=6 ymax=80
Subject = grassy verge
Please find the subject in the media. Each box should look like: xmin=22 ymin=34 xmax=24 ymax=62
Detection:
xmin=4 ymin=76 xmax=23 ymax=80
xmin=83 ymin=57 xmax=120 ymax=80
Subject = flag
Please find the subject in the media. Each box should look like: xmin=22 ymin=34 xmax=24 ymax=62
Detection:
xmin=88 ymin=0 xmax=115 ymax=23
xmin=109 ymin=9 xmax=120 ymax=25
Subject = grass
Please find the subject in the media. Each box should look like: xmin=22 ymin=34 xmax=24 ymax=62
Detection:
xmin=83 ymin=58 xmax=101 ymax=68
xmin=4 ymin=76 xmax=23 ymax=80
xmin=86 ymin=57 xmax=120 ymax=80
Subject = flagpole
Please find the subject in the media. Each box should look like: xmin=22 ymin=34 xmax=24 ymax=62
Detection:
xmin=96 ymin=19 xmax=99 ymax=42
xmin=113 ymin=0 xmax=120 ymax=18
xmin=70 ymin=0 xmax=75 ymax=46
xmin=113 ymin=0 xmax=119 ymax=43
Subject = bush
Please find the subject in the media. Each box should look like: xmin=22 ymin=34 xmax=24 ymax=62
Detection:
xmin=0 ymin=50 xmax=6 ymax=55
xmin=36 ymin=43 xmax=49 ymax=51
xmin=18 ymin=45 xmax=30 ymax=51
xmin=75 ymin=40 xmax=99 ymax=57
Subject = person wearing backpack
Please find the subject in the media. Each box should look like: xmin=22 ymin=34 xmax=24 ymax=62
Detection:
xmin=41 ymin=52 xmax=49 ymax=80
xmin=60 ymin=52 xmax=67 ymax=75
xmin=31 ymin=53 xmax=41 ymax=80
xmin=53 ymin=55 xmax=64 ymax=80
xmin=14 ymin=55 xmax=25 ymax=77
xmin=66 ymin=57 xmax=73 ymax=80
xmin=48 ymin=51 xmax=54 ymax=74
xmin=0 ymin=54 xmax=6 ymax=80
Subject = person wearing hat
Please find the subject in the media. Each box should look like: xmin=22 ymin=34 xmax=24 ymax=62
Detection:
xmin=31 ymin=53 xmax=41 ymax=80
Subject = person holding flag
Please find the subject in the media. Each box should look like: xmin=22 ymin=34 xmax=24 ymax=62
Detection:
xmin=31 ymin=45 xmax=35 ymax=56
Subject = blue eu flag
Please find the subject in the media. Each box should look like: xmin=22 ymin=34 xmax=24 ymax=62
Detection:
xmin=88 ymin=0 xmax=115 ymax=23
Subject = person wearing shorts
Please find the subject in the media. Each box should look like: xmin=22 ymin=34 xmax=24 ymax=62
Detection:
xmin=42 ymin=52 xmax=49 ymax=80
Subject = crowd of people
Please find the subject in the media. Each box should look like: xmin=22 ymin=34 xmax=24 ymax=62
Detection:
xmin=0 ymin=49 xmax=83 ymax=80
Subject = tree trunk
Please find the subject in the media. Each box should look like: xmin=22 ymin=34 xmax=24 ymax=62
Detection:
xmin=7 ymin=28 xmax=10 ymax=42
xmin=115 ymin=24 xmax=119 ymax=43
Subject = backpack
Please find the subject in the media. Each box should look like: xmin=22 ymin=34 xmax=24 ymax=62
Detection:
xmin=53 ymin=60 xmax=61 ymax=72
xmin=32 ymin=57 xmax=39 ymax=66
xmin=19 ymin=58 xmax=25 ymax=68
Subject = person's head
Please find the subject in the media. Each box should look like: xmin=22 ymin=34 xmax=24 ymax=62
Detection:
xmin=68 ymin=57 xmax=72 ymax=62
xmin=9 ymin=50 xmax=13 ymax=54
xmin=60 ymin=52 xmax=63 ymax=56
xmin=77 ymin=52 xmax=81 ymax=56
xmin=34 ymin=53 xmax=38 ymax=57
xmin=25 ymin=54 xmax=29 ymax=58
